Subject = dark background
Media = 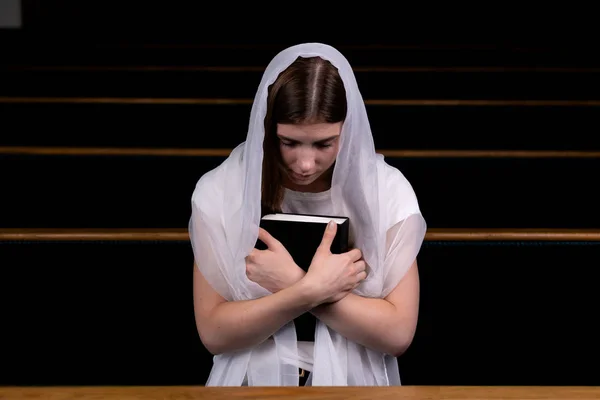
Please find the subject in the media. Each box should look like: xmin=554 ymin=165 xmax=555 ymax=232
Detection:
xmin=1 ymin=1 xmax=599 ymax=386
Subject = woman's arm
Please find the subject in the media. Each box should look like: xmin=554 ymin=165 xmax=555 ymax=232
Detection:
xmin=241 ymin=221 xmax=421 ymax=356
xmin=193 ymin=263 xmax=316 ymax=355
xmin=193 ymin=221 xmax=366 ymax=355
xmin=309 ymin=215 xmax=424 ymax=356
xmin=310 ymin=259 xmax=420 ymax=357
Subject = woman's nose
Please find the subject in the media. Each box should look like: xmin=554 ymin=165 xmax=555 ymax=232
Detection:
xmin=297 ymin=150 xmax=315 ymax=173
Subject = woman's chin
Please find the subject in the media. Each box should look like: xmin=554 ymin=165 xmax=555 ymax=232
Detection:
xmin=292 ymin=177 xmax=317 ymax=186
xmin=288 ymin=172 xmax=318 ymax=185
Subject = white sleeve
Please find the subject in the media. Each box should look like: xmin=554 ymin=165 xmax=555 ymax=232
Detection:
xmin=379 ymin=162 xmax=427 ymax=297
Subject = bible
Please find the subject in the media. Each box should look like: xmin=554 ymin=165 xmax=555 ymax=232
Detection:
xmin=256 ymin=212 xmax=350 ymax=343
xmin=256 ymin=213 xmax=350 ymax=271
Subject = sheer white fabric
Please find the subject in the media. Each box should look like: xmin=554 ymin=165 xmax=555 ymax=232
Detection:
xmin=189 ymin=43 xmax=427 ymax=386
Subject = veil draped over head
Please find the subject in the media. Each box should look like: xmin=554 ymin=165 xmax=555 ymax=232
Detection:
xmin=189 ymin=43 xmax=427 ymax=386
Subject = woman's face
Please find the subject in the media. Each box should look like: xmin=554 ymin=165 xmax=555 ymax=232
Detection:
xmin=277 ymin=122 xmax=342 ymax=191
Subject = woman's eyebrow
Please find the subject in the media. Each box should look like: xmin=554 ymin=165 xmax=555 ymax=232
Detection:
xmin=277 ymin=134 xmax=338 ymax=144
xmin=314 ymin=135 xmax=339 ymax=144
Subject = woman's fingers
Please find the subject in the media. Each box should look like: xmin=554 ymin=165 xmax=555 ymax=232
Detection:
xmin=354 ymin=260 xmax=366 ymax=273
xmin=356 ymin=270 xmax=367 ymax=282
xmin=258 ymin=228 xmax=282 ymax=250
xmin=346 ymin=248 xmax=362 ymax=262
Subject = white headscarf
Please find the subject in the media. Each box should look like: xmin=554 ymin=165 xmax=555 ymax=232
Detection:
xmin=189 ymin=43 xmax=426 ymax=386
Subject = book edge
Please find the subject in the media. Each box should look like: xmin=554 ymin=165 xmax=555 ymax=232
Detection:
xmin=262 ymin=213 xmax=348 ymax=224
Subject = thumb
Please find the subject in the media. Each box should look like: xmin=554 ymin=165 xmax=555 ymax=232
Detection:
xmin=258 ymin=227 xmax=280 ymax=250
xmin=317 ymin=220 xmax=337 ymax=254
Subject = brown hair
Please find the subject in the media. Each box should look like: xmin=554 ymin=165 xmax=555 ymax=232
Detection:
xmin=261 ymin=56 xmax=347 ymax=214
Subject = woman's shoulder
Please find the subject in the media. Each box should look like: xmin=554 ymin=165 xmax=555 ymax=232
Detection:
xmin=376 ymin=156 xmax=421 ymax=219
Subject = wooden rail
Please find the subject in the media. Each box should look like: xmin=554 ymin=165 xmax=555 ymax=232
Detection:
xmin=2 ymin=229 xmax=600 ymax=242
xmin=0 ymin=385 xmax=598 ymax=400
xmin=1 ymin=146 xmax=599 ymax=158
xmin=2 ymin=97 xmax=600 ymax=107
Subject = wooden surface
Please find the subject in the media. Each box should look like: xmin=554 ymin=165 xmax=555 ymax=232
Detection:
xmin=2 ymin=228 xmax=600 ymax=242
xmin=2 ymin=96 xmax=600 ymax=107
xmin=2 ymin=146 xmax=600 ymax=159
xmin=0 ymin=386 xmax=599 ymax=400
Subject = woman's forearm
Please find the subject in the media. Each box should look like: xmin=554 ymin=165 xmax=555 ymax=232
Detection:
xmin=203 ymin=280 xmax=318 ymax=354
xmin=311 ymin=293 xmax=414 ymax=357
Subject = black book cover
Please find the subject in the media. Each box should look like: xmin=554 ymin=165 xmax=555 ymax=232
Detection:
xmin=256 ymin=213 xmax=350 ymax=271
xmin=255 ymin=213 xmax=350 ymax=342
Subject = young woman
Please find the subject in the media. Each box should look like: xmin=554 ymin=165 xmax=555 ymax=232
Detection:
xmin=190 ymin=43 xmax=427 ymax=386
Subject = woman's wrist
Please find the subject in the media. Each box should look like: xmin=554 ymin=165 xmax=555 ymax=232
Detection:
xmin=293 ymin=274 xmax=324 ymax=309
xmin=290 ymin=266 xmax=306 ymax=286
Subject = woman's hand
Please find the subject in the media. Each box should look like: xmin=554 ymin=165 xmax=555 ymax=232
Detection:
xmin=245 ymin=228 xmax=305 ymax=293
xmin=302 ymin=221 xmax=367 ymax=305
